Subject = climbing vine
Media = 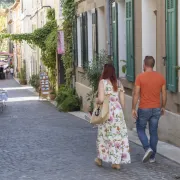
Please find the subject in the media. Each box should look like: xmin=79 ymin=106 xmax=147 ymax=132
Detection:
xmin=0 ymin=8 xmax=57 ymax=89
xmin=62 ymin=0 xmax=76 ymax=87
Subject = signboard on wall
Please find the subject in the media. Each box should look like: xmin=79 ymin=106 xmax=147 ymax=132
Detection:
xmin=57 ymin=31 xmax=65 ymax=54
xmin=40 ymin=72 xmax=49 ymax=96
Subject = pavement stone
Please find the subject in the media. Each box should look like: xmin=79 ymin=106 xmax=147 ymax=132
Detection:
xmin=0 ymin=79 xmax=180 ymax=180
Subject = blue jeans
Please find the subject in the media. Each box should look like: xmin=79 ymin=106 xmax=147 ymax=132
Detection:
xmin=136 ymin=108 xmax=161 ymax=159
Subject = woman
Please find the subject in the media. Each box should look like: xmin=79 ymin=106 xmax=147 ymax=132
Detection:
xmin=95 ymin=63 xmax=131 ymax=170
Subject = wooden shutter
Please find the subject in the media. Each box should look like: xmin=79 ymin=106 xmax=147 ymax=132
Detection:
xmin=92 ymin=9 xmax=98 ymax=56
xmin=166 ymin=0 xmax=177 ymax=92
xmin=126 ymin=0 xmax=135 ymax=82
xmin=112 ymin=2 xmax=119 ymax=77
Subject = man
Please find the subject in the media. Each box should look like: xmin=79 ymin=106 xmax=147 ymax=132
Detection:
xmin=132 ymin=56 xmax=167 ymax=163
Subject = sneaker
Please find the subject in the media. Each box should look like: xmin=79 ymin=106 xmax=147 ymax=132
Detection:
xmin=149 ymin=158 xmax=156 ymax=163
xmin=142 ymin=148 xmax=153 ymax=163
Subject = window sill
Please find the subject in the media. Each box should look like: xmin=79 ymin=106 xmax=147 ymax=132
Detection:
xmin=76 ymin=66 xmax=85 ymax=73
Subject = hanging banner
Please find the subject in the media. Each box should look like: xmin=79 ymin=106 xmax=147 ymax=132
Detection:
xmin=57 ymin=31 xmax=65 ymax=54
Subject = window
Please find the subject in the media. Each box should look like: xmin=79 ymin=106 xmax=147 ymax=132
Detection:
xmin=92 ymin=9 xmax=98 ymax=57
xmin=77 ymin=16 xmax=82 ymax=67
xmin=87 ymin=11 xmax=93 ymax=63
xmin=80 ymin=12 xmax=88 ymax=67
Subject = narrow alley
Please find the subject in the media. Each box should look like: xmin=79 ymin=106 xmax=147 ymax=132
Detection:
xmin=0 ymin=79 xmax=179 ymax=180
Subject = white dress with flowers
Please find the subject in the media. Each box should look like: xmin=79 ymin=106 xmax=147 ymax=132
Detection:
xmin=97 ymin=79 xmax=131 ymax=164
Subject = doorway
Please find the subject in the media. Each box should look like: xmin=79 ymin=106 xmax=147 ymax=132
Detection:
xmin=57 ymin=54 xmax=65 ymax=85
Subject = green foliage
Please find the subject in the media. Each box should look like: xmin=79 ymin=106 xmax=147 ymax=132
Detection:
xmin=0 ymin=9 xmax=58 ymax=91
xmin=58 ymin=95 xmax=80 ymax=112
xmin=56 ymin=85 xmax=81 ymax=112
xmin=55 ymin=85 xmax=74 ymax=105
xmin=83 ymin=51 xmax=110 ymax=92
xmin=29 ymin=74 xmax=40 ymax=90
xmin=47 ymin=8 xmax=55 ymax=21
xmin=19 ymin=66 xmax=27 ymax=85
xmin=0 ymin=8 xmax=57 ymax=89
xmin=17 ymin=72 xmax=20 ymax=78
xmin=120 ymin=60 xmax=127 ymax=74
xmin=48 ymin=68 xmax=56 ymax=91
xmin=83 ymin=51 xmax=110 ymax=112
xmin=62 ymin=0 xmax=76 ymax=87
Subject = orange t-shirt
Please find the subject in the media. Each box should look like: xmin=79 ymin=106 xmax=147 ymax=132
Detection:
xmin=135 ymin=71 xmax=166 ymax=109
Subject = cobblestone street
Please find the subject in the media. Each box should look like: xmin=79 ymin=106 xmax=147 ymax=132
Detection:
xmin=0 ymin=79 xmax=180 ymax=180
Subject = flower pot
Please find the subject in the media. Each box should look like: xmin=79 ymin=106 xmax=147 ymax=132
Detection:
xmin=50 ymin=93 xmax=56 ymax=101
xmin=20 ymin=79 xmax=27 ymax=85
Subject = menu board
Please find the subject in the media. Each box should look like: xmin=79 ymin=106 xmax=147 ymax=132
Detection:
xmin=40 ymin=72 xmax=49 ymax=95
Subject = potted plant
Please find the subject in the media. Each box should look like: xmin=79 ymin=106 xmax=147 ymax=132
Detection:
xmin=49 ymin=90 xmax=56 ymax=100
xmin=19 ymin=67 xmax=27 ymax=85
xmin=55 ymin=85 xmax=81 ymax=112
xmin=29 ymin=74 xmax=40 ymax=92
xmin=83 ymin=50 xmax=110 ymax=114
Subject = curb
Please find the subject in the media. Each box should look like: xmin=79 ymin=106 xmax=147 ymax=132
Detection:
xmin=13 ymin=77 xmax=20 ymax=85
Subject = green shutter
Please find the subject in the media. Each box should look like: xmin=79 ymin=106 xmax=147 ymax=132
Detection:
xmin=112 ymin=2 xmax=119 ymax=77
xmin=166 ymin=0 xmax=177 ymax=92
xmin=81 ymin=12 xmax=88 ymax=67
xmin=73 ymin=17 xmax=78 ymax=66
xmin=126 ymin=0 xmax=135 ymax=82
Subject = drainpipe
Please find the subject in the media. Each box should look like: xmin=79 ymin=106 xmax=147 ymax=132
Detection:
xmin=106 ymin=0 xmax=111 ymax=57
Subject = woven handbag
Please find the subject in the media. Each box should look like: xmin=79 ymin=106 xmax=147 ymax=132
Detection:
xmin=90 ymin=95 xmax=110 ymax=125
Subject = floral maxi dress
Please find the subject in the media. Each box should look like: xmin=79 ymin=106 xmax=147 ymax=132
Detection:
xmin=97 ymin=79 xmax=131 ymax=164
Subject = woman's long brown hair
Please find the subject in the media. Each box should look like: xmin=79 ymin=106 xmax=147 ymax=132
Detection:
xmin=100 ymin=63 xmax=118 ymax=91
